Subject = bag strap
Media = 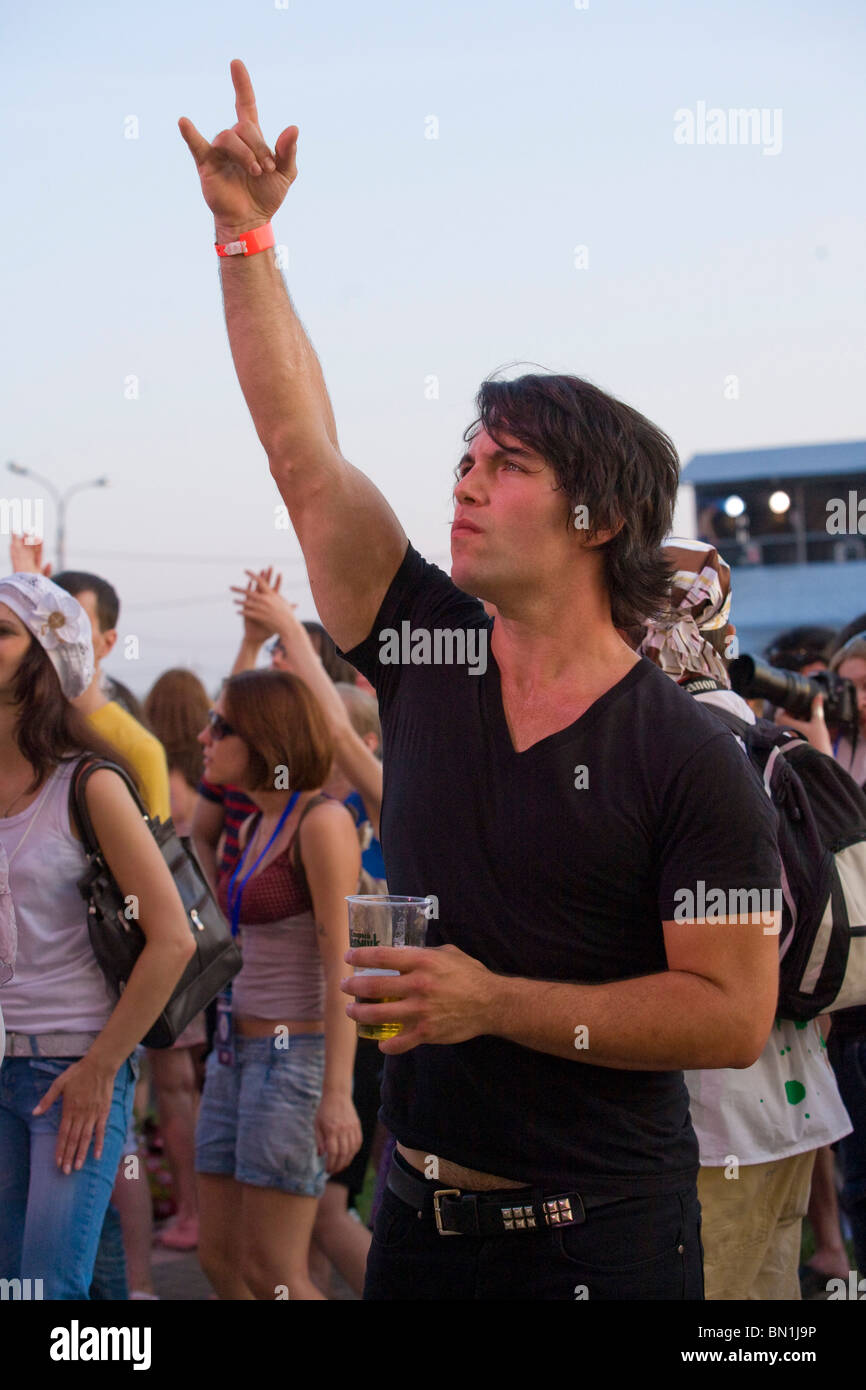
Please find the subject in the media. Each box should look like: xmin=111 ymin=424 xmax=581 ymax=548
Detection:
xmin=68 ymin=754 xmax=149 ymax=857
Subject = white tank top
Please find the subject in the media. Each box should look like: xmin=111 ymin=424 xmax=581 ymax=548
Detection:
xmin=0 ymin=757 xmax=115 ymax=1033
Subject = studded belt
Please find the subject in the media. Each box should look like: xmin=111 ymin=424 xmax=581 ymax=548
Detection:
xmin=386 ymin=1153 xmax=623 ymax=1237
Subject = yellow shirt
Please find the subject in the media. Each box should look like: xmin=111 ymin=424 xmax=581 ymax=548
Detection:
xmin=87 ymin=701 xmax=171 ymax=822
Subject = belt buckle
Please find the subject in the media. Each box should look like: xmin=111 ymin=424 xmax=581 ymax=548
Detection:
xmin=432 ymin=1189 xmax=462 ymax=1235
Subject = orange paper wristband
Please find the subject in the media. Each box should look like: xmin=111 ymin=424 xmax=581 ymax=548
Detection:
xmin=215 ymin=223 xmax=275 ymax=257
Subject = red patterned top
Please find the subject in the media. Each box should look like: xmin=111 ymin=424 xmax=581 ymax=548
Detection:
xmin=217 ymin=796 xmax=331 ymax=926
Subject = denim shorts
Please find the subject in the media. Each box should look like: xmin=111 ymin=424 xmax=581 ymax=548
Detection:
xmin=195 ymin=1034 xmax=327 ymax=1197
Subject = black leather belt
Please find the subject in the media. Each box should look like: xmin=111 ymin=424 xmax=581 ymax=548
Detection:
xmin=386 ymin=1154 xmax=623 ymax=1237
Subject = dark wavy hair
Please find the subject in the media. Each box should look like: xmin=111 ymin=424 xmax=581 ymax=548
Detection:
xmin=12 ymin=638 xmax=139 ymax=795
xmin=52 ymin=571 xmax=120 ymax=631
xmin=462 ymin=373 xmax=680 ymax=629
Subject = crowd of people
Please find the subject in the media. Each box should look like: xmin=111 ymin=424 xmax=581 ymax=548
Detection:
xmin=1 ymin=527 xmax=864 ymax=1302
xmin=1 ymin=59 xmax=865 ymax=1303
xmin=0 ymin=548 xmax=389 ymax=1299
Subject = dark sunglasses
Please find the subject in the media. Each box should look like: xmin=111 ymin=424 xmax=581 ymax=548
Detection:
xmin=206 ymin=709 xmax=236 ymax=740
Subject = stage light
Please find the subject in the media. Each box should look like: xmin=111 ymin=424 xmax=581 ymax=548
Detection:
xmin=723 ymin=495 xmax=746 ymax=518
xmin=768 ymin=490 xmax=791 ymax=515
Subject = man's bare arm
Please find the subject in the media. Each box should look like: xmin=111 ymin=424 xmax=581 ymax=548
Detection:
xmin=180 ymin=60 xmax=407 ymax=652
xmin=344 ymin=912 xmax=780 ymax=1068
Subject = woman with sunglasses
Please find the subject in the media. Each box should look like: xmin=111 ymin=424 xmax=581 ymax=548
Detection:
xmin=195 ymin=670 xmax=362 ymax=1300
xmin=0 ymin=575 xmax=195 ymax=1299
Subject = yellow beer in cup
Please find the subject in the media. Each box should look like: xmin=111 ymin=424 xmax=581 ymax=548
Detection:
xmin=346 ymin=895 xmax=435 ymax=1040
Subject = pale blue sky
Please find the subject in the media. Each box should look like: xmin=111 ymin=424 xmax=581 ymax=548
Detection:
xmin=1 ymin=0 xmax=863 ymax=693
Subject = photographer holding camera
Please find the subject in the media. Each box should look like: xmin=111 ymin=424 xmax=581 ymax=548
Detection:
xmin=750 ymin=619 xmax=866 ymax=1291
xmin=729 ymin=628 xmax=862 ymax=767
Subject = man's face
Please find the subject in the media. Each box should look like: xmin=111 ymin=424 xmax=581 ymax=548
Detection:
xmin=449 ymin=426 xmax=572 ymax=607
xmin=74 ymin=589 xmax=116 ymax=666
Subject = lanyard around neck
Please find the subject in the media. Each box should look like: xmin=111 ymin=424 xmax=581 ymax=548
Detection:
xmin=227 ymin=791 xmax=301 ymax=938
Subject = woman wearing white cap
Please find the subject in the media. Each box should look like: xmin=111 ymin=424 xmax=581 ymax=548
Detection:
xmin=0 ymin=573 xmax=195 ymax=1300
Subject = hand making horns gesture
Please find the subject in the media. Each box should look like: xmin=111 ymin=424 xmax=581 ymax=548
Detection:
xmin=178 ymin=59 xmax=298 ymax=237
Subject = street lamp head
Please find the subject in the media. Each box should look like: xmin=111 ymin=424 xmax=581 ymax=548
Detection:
xmin=6 ymin=461 xmax=27 ymax=476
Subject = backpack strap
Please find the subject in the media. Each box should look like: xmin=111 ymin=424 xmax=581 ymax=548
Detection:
xmin=700 ymin=704 xmax=750 ymax=740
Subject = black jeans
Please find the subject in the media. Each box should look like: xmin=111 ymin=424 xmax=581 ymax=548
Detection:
xmin=363 ymin=1157 xmax=704 ymax=1301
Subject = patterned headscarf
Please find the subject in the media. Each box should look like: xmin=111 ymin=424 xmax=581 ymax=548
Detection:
xmin=0 ymin=573 xmax=94 ymax=698
xmin=639 ymin=539 xmax=733 ymax=684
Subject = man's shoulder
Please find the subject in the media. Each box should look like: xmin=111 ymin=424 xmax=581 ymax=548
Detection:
xmin=630 ymin=660 xmax=737 ymax=749
xmin=90 ymin=701 xmax=166 ymax=761
xmin=340 ymin=543 xmax=488 ymax=658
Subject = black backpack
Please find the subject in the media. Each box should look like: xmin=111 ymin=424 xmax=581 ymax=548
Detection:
xmin=703 ymin=704 xmax=866 ymax=1021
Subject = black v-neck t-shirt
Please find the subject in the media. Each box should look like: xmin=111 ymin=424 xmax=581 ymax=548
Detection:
xmin=339 ymin=542 xmax=780 ymax=1195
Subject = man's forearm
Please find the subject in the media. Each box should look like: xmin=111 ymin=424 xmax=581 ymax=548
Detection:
xmin=217 ymin=228 xmax=338 ymax=459
xmin=484 ymin=970 xmax=771 ymax=1071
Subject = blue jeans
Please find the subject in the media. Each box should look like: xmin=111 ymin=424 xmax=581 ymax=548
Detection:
xmin=829 ymin=1032 xmax=866 ymax=1277
xmin=0 ymin=1055 xmax=136 ymax=1300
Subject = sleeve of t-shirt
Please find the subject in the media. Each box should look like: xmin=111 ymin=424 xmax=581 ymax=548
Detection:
xmin=656 ymin=731 xmax=781 ymax=922
xmin=336 ymin=541 xmax=489 ymax=722
xmin=135 ymin=740 xmax=172 ymax=824
xmin=196 ymin=777 xmax=225 ymax=805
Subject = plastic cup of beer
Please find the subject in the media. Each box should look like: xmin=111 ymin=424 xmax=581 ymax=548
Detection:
xmin=346 ymin=894 xmax=436 ymax=1040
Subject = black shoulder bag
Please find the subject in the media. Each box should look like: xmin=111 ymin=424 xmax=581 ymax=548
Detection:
xmin=69 ymin=755 xmax=242 ymax=1048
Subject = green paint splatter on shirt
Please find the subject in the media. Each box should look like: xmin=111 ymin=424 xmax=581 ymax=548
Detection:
xmin=794 ymin=1020 xmax=808 ymax=1030
xmin=785 ymin=1079 xmax=806 ymax=1105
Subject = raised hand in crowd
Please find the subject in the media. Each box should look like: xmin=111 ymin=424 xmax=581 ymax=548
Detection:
xmin=179 ymin=59 xmax=298 ymax=249
xmin=231 ymin=568 xmax=383 ymax=836
xmin=9 ymin=532 xmax=51 ymax=576
xmin=230 ymin=564 xmax=283 ymax=674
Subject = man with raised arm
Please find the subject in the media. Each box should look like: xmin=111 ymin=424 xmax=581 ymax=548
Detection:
xmin=180 ymin=62 xmax=781 ymax=1301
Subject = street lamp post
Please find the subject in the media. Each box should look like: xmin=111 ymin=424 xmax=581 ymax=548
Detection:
xmin=5 ymin=462 xmax=109 ymax=571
